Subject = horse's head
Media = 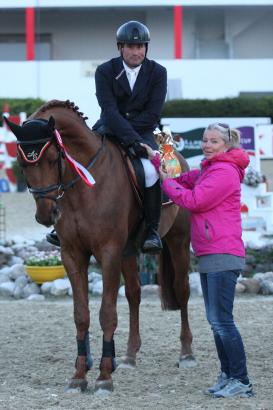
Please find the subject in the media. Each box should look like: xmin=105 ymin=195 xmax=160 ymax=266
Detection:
xmin=4 ymin=115 xmax=63 ymax=227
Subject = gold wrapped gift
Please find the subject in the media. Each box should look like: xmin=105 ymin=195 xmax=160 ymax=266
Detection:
xmin=154 ymin=128 xmax=181 ymax=178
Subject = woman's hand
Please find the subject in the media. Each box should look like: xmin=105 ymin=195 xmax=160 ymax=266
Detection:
xmin=140 ymin=143 xmax=156 ymax=160
xmin=140 ymin=143 xmax=172 ymax=182
xmin=159 ymin=166 xmax=170 ymax=181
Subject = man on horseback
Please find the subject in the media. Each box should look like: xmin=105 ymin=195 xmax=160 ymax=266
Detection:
xmin=92 ymin=20 xmax=167 ymax=253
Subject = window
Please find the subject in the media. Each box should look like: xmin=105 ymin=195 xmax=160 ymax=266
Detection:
xmin=0 ymin=34 xmax=51 ymax=61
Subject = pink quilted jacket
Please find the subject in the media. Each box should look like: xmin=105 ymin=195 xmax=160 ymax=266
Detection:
xmin=152 ymin=149 xmax=249 ymax=256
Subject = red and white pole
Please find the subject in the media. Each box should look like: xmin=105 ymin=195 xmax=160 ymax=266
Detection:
xmin=26 ymin=7 xmax=35 ymax=61
xmin=174 ymin=5 xmax=183 ymax=59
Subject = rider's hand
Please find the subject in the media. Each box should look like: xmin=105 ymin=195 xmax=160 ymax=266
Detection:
xmin=128 ymin=142 xmax=148 ymax=158
xmin=140 ymin=143 xmax=157 ymax=160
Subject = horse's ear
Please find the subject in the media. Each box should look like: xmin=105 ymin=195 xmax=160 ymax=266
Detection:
xmin=48 ymin=116 xmax=55 ymax=131
xmin=3 ymin=116 xmax=23 ymax=139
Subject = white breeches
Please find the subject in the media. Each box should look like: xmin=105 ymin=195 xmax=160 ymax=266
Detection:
xmin=140 ymin=158 xmax=159 ymax=188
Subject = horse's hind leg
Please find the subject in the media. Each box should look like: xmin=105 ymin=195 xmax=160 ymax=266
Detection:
xmin=164 ymin=232 xmax=197 ymax=369
xmin=118 ymin=255 xmax=141 ymax=368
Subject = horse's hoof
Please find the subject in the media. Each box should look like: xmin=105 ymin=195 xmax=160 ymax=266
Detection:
xmin=94 ymin=379 xmax=113 ymax=394
xmin=65 ymin=378 xmax=88 ymax=392
xmin=117 ymin=356 xmax=136 ymax=369
xmin=177 ymin=355 xmax=197 ymax=369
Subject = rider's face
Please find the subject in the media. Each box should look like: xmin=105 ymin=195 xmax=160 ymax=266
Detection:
xmin=120 ymin=43 xmax=146 ymax=68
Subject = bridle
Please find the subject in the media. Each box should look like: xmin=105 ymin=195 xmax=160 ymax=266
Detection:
xmin=17 ymin=132 xmax=105 ymax=202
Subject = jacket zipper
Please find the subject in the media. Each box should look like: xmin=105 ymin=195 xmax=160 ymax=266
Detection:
xmin=205 ymin=220 xmax=210 ymax=240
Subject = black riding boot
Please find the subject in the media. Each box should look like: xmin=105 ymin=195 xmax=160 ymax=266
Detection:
xmin=142 ymin=180 xmax=163 ymax=253
xmin=46 ymin=230 xmax=60 ymax=247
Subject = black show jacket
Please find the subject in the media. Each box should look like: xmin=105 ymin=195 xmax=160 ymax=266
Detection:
xmin=93 ymin=56 xmax=167 ymax=150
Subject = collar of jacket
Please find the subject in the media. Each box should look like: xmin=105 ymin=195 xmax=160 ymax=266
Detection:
xmin=113 ymin=56 xmax=150 ymax=98
xmin=201 ymin=148 xmax=250 ymax=181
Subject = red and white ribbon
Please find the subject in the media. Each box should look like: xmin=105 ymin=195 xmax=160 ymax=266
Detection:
xmin=54 ymin=129 xmax=95 ymax=187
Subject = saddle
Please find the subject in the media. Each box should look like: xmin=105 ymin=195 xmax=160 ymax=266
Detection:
xmin=94 ymin=126 xmax=174 ymax=206
xmin=116 ymin=144 xmax=172 ymax=207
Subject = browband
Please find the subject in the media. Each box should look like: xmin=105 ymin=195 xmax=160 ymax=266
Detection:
xmin=17 ymin=136 xmax=53 ymax=146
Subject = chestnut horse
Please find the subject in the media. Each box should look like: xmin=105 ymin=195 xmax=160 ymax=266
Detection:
xmin=5 ymin=100 xmax=196 ymax=393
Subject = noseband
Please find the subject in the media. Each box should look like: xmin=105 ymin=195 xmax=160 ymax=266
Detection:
xmin=17 ymin=132 xmax=105 ymax=202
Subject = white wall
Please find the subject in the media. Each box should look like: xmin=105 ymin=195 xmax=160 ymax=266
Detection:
xmin=1 ymin=6 xmax=273 ymax=61
xmin=2 ymin=0 xmax=273 ymax=8
xmin=1 ymin=59 xmax=273 ymax=127
xmin=2 ymin=61 xmax=99 ymax=127
xmin=162 ymin=59 xmax=273 ymax=99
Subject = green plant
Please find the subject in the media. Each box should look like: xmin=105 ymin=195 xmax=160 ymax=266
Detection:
xmin=243 ymin=167 xmax=263 ymax=187
xmin=162 ymin=96 xmax=273 ymax=121
xmin=11 ymin=160 xmax=26 ymax=183
xmin=0 ymin=98 xmax=45 ymax=126
xmin=25 ymin=250 xmax=63 ymax=266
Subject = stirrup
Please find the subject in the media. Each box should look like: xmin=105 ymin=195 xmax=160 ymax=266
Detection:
xmin=46 ymin=230 xmax=60 ymax=247
xmin=141 ymin=230 xmax=162 ymax=254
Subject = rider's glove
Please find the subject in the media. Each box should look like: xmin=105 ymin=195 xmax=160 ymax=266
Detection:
xmin=128 ymin=142 xmax=148 ymax=158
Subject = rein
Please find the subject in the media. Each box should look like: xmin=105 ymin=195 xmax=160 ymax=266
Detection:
xmin=18 ymin=131 xmax=105 ymax=202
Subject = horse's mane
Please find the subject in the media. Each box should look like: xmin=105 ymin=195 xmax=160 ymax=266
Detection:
xmin=36 ymin=99 xmax=89 ymax=122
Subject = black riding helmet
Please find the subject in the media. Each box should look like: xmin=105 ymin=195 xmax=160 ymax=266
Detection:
xmin=116 ymin=20 xmax=150 ymax=52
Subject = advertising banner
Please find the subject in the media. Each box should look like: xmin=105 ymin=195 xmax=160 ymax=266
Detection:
xmin=161 ymin=117 xmax=270 ymax=170
xmin=256 ymin=124 xmax=273 ymax=158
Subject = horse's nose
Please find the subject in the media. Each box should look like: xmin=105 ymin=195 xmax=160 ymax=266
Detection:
xmin=35 ymin=213 xmax=52 ymax=227
xmin=35 ymin=201 xmax=60 ymax=227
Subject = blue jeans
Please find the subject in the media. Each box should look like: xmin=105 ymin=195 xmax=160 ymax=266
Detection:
xmin=200 ymin=270 xmax=249 ymax=384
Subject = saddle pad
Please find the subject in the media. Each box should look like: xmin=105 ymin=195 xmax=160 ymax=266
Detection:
xmin=128 ymin=157 xmax=173 ymax=205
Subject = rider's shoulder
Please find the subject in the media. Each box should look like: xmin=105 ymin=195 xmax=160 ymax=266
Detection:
xmin=145 ymin=58 xmax=167 ymax=75
xmin=96 ymin=57 xmax=120 ymax=74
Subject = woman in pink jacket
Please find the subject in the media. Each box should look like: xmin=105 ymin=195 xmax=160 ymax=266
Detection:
xmin=142 ymin=123 xmax=253 ymax=398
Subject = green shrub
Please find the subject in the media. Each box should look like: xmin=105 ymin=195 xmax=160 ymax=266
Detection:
xmin=162 ymin=96 xmax=273 ymax=121
xmin=11 ymin=160 xmax=25 ymax=183
xmin=0 ymin=98 xmax=45 ymax=125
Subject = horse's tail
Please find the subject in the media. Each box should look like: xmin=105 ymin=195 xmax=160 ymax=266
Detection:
xmin=158 ymin=240 xmax=180 ymax=310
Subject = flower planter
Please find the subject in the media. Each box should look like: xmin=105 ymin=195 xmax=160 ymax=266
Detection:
xmin=25 ymin=265 xmax=65 ymax=284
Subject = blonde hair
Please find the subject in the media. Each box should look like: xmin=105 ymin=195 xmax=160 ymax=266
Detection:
xmin=206 ymin=123 xmax=241 ymax=148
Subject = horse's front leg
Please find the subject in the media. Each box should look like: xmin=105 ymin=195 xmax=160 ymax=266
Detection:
xmin=119 ymin=255 xmax=141 ymax=368
xmin=62 ymin=251 xmax=92 ymax=392
xmin=95 ymin=248 xmax=121 ymax=393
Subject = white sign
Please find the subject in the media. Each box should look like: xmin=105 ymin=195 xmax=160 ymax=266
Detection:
xmin=161 ymin=117 xmax=272 ymax=172
xmin=256 ymin=124 xmax=273 ymax=159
